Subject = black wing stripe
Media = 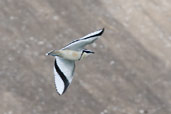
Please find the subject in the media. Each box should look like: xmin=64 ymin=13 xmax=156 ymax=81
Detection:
xmin=83 ymin=28 xmax=104 ymax=39
xmin=64 ymin=28 xmax=104 ymax=48
xmin=54 ymin=59 xmax=69 ymax=95
xmin=65 ymin=39 xmax=80 ymax=47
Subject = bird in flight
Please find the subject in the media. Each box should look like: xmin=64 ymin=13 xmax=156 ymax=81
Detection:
xmin=46 ymin=28 xmax=104 ymax=95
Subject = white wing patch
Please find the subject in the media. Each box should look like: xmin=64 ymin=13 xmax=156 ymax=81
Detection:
xmin=62 ymin=28 xmax=104 ymax=50
xmin=53 ymin=57 xmax=75 ymax=95
xmin=53 ymin=67 xmax=65 ymax=95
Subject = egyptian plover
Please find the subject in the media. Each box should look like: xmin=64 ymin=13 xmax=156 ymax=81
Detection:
xmin=46 ymin=28 xmax=104 ymax=95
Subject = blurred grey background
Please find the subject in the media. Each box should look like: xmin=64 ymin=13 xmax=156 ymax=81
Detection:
xmin=0 ymin=0 xmax=171 ymax=114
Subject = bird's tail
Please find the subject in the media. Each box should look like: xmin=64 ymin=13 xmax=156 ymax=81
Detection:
xmin=46 ymin=50 xmax=61 ymax=56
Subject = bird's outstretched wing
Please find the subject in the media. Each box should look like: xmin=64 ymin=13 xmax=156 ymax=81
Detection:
xmin=53 ymin=56 xmax=75 ymax=95
xmin=62 ymin=28 xmax=104 ymax=50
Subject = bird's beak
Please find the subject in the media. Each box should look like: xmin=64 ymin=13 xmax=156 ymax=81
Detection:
xmin=46 ymin=50 xmax=61 ymax=56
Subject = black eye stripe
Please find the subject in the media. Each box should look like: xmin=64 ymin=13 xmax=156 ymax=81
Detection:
xmin=83 ymin=50 xmax=94 ymax=53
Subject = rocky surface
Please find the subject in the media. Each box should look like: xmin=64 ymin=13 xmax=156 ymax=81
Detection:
xmin=0 ymin=0 xmax=171 ymax=114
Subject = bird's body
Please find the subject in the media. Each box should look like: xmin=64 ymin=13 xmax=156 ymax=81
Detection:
xmin=47 ymin=49 xmax=92 ymax=61
xmin=59 ymin=50 xmax=83 ymax=61
xmin=46 ymin=28 xmax=104 ymax=95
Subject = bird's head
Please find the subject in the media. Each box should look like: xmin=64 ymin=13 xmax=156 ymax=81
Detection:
xmin=81 ymin=50 xmax=94 ymax=59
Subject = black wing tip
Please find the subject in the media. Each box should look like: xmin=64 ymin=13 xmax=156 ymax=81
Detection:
xmin=83 ymin=28 xmax=105 ymax=39
xmin=99 ymin=28 xmax=105 ymax=36
xmin=94 ymin=28 xmax=104 ymax=37
xmin=101 ymin=28 xmax=105 ymax=33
